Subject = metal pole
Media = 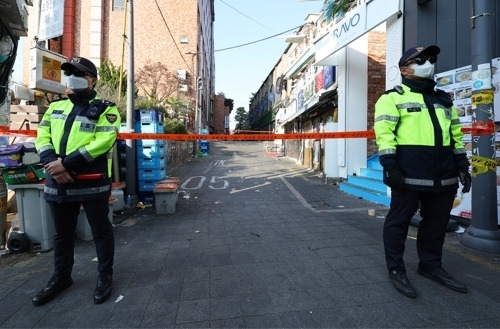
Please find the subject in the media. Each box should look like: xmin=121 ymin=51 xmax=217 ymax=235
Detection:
xmin=118 ymin=0 xmax=128 ymax=102
xmin=125 ymin=0 xmax=137 ymax=200
xmin=112 ymin=0 xmax=128 ymax=183
xmin=461 ymin=0 xmax=500 ymax=253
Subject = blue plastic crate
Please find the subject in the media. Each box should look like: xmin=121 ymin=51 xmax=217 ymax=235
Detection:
xmin=137 ymin=144 xmax=166 ymax=157
xmin=137 ymin=140 xmax=165 ymax=147
xmin=137 ymin=156 xmax=166 ymax=169
xmin=135 ymin=121 xmax=164 ymax=133
xmin=138 ymin=167 xmax=166 ymax=180
xmin=135 ymin=109 xmax=164 ymax=122
xmin=138 ymin=179 xmax=163 ymax=191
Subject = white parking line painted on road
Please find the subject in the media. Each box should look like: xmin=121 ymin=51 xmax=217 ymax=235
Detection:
xmin=280 ymin=176 xmax=387 ymax=213
xmin=280 ymin=177 xmax=316 ymax=212
xmin=229 ymin=181 xmax=271 ymax=194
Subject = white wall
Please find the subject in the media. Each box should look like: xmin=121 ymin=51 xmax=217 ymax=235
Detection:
xmin=324 ymin=122 xmax=339 ymax=177
xmin=337 ymin=34 xmax=368 ymax=178
xmin=386 ymin=1 xmax=404 ymax=89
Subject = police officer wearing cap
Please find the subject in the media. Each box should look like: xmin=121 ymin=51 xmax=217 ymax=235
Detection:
xmin=33 ymin=56 xmax=121 ymax=305
xmin=374 ymin=46 xmax=471 ymax=298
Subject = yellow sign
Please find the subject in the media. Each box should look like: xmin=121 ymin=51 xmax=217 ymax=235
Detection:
xmin=41 ymin=56 xmax=62 ymax=83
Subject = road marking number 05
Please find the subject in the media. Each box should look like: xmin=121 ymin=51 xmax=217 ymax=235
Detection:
xmin=180 ymin=176 xmax=229 ymax=190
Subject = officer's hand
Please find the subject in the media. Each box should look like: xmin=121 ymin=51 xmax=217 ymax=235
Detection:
xmin=458 ymin=169 xmax=471 ymax=193
xmin=45 ymin=158 xmax=66 ymax=176
xmin=52 ymin=171 xmax=75 ymax=184
xmin=384 ymin=168 xmax=404 ymax=189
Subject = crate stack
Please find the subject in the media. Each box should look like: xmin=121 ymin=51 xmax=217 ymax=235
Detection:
xmin=198 ymin=128 xmax=210 ymax=156
xmin=135 ymin=109 xmax=166 ymax=202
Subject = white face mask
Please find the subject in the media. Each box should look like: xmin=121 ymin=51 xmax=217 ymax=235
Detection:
xmin=66 ymin=74 xmax=89 ymax=92
xmin=409 ymin=60 xmax=435 ymax=79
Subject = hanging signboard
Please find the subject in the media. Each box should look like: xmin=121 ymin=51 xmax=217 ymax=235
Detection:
xmin=38 ymin=0 xmax=65 ymax=40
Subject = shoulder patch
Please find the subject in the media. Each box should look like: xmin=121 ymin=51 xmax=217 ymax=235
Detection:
xmin=106 ymin=114 xmax=118 ymax=124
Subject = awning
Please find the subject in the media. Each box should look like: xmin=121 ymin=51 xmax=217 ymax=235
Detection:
xmin=282 ymin=35 xmax=305 ymax=43
xmin=284 ymin=49 xmax=315 ymax=78
xmin=281 ymin=90 xmax=337 ymax=125
xmin=314 ymin=0 xmax=401 ymax=67
xmin=302 ymin=90 xmax=337 ymax=118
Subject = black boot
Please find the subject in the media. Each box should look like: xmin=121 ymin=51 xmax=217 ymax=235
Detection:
xmin=94 ymin=273 xmax=112 ymax=304
xmin=32 ymin=275 xmax=73 ymax=306
xmin=418 ymin=266 xmax=468 ymax=293
xmin=389 ymin=269 xmax=417 ymax=298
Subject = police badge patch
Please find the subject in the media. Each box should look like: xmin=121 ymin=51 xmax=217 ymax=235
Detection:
xmin=106 ymin=114 xmax=118 ymax=123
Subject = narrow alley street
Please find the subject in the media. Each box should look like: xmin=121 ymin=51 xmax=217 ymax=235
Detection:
xmin=0 ymin=141 xmax=499 ymax=328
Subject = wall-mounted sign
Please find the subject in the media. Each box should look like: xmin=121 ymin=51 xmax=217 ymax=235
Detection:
xmin=314 ymin=0 xmax=400 ymax=66
xmin=29 ymin=46 xmax=66 ymax=94
xmin=38 ymin=0 xmax=65 ymax=40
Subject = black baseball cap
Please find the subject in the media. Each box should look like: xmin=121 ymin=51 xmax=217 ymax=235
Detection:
xmin=398 ymin=45 xmax=440 ymax=68
xmin=61 ymin=56 xmax=98 ymax=78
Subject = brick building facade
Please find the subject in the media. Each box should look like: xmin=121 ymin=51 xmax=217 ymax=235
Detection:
xmin=367 ymin=30 xmax=386 ymax=157
xmin=22 ymin=0 xmax=215 ymax=132
xmin=212 ymin=94 xmax=230 ymax=134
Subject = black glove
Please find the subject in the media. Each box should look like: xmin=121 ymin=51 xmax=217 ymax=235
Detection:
xmin=458 ymin=169 xmax=471 ymax=193
xmin=383 ymin=168 xmax=404 ymax=189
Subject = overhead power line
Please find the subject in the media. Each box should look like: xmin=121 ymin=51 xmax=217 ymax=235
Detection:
xmin=208 ymin=24 xmax=307 ymax=54
xmin=153 ymin=0 xmax=194 ymax=75
xmin=217 ymin=0 xmax=277 ymax=33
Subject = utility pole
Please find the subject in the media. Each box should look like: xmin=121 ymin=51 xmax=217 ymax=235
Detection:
xmin=461 ymin=0 xmax=500 ymax=253
xmin=125 ymin=0 xmax=137 ymax=200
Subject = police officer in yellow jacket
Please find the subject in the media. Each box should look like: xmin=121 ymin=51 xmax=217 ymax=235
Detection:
xmin=33 ymin=57 xmax=121 ymax=306
xmin=374 ymin=46 xmax=471 ymax=298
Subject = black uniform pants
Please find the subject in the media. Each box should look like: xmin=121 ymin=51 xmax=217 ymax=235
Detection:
xmin=383 ymin=188 xmax=456 ymax=272
xmin=48 ymin=198 xmax=114 ymax=279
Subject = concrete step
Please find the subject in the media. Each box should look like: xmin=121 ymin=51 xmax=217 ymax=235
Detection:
xmin=346 ymin=174 xmax=386 ymax=193
xmin=339 ymin=181 xmax=391 ymax=207
xmin=367 ymin=154 xmax=382 ymax=170
xmin=360 ymin=167 xmax=383 ymax=180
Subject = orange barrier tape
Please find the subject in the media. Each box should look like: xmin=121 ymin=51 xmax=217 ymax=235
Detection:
xmin=467 ymin=121 xmax=496 ymax=135
xmin=0 ymin=129 xmax=375 ymax=141
xmin=119 ymin=131 xmax=376 ymax=141
xmin=0 ymin=125 xmax=494 ymax=141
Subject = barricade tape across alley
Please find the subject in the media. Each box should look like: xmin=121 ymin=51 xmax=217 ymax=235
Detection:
xmin=0 ymin=122 xmax=494 ymax=141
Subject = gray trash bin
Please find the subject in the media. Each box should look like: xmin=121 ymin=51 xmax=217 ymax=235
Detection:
xmin=8 ymin=182 xmax=55 ymax=251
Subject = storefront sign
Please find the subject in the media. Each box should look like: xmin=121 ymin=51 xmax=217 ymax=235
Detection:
xmin=315 ymin=0 xmax=400 ymax=66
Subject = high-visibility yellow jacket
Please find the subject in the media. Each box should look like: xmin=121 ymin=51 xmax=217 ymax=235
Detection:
xmin=374 ymin=80 xmax=469 ymax=192
xmin=35 ymin=91 xmax=121 ymax=202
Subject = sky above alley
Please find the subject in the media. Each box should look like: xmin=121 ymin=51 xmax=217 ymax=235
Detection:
xmin=213 ymin=0 xmax=323 ymax=128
